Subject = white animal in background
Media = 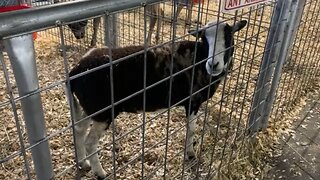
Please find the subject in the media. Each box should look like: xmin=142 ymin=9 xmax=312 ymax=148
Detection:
xmin=65 ymin=0 xmax=204 ymax=46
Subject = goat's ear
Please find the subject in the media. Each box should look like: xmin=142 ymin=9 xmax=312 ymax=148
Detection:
xmin=231 ymin=20 xmax=247 ymax=32
xmin=188 ymin=28 xmax=205 ymax=38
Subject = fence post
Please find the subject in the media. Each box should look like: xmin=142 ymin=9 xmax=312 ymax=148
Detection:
xmin=248 ymin=0 xmax=288 ymax=134
xmin=259 ymin=0 xmax=307 ymax=129
xmin=3 ymin=34 xmax=54 ymax=179
xmin=104 ymin=14 xmax=118 ymax=48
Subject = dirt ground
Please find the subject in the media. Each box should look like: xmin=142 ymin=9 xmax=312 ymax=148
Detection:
xmin=267 ymin=88 xmax=320 ymax=180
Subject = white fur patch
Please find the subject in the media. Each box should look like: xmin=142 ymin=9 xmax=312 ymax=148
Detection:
xmin=186 ymin=112 xmax=197 ymax=158
xmin=82 ymin=48 xmax=97 ymax=58
xmin=204 ymin=21 xmax=226 ymax=76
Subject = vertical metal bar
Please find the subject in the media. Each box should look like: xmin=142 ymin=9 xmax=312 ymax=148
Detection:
xmin=225 ymin=7 xmax=262 ymax=172
xmin=163 ymin=0 xmax=177 ymax=177
xmin=3 ymin=34 xmax=53 ymax=179
xmin=112 ymin=14 xmax=118 ymax=48
xmin=104 ymin=14 xmax=119 ymax=48
xmin=248 ymin=0 xmax=286 ymax=134
xmin=141 ymin=4 xmax=148 ymax=179
xmin=104 ymin=16 xmax=109 ymax=47
xmin=285 ymin=0 xmax=307 ymax=58
xmin=105 ymin=13 xmax=118 ymax=180
xmin=178 ymin=1 xmax=206 ymax=178
xmin=259 ymin=0 xmax=306 ymax=129
xmin=133 ymin=9 xmax=137 ymax=45
xmin=205 ymin=0 xmax=226 ymax=177
xmin=193 ymin=1 xmax=212 ymax=178
xmin=122 ymin=12 xmax=125 ymax=45
xmin=234 ymin=8 xmax=276 ymax=168
xmin=0 ymin=51 xmax=32 ymax=179
xmin=57 ymin=22 xmax=82 ymax=178
xmin=215 ymin=15 xmax=240 ymax=175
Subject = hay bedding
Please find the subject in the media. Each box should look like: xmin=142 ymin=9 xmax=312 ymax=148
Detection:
xmin=0 ymin=1 xmax=319 ymax=179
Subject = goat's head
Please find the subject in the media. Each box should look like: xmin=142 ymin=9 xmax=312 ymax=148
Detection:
xmin=191 ymin=20 xmax=247 ymax=76
xmin=67 ymin=20 xmax=88 ymax=39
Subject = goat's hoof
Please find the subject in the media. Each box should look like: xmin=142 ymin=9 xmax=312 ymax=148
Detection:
xmin=95 ymin=169 xmax=107 ymax=180
xmin=188 ymin=154 xmax=196 ymax=161
xmin=114 ymin=144 xmax=120 ymax=152
xmin=79 ymin=160 xmax=91 ymax=172
xmin=76 ymin=160 xmax=91 ymax=177
xmin=186 ymin=152 xmax=196 ymax=161
xmin=193 ymin=140 xmax=197 ymax=147
xmin=96 ymin=174 xmax=107 ymax=180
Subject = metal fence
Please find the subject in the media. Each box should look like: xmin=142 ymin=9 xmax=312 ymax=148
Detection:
xmin=0 ymin=0 xmax=319 ymax=179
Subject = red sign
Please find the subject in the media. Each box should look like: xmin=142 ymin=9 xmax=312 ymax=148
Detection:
xmin=222 ymin=0 xmax=271 ymax=12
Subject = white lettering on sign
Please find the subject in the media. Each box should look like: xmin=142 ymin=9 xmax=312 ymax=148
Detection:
xmin=222 ymin=0 xmax=272 ymax=12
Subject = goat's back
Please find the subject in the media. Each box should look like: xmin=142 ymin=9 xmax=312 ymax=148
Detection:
xmin=69 ymin=42 xmax=220 ymax=121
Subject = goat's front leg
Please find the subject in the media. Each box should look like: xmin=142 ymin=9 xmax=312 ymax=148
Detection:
xmin=186 ymin=3 xmax=193 ymax=26
xmin=185 ymin=112 xmax=197 ymax=161
xmin=155 ymin=8 xmax=164 ymax=44
xmin=74 ymin=116 xmax=91 ymax=171
xmin=91 ymin=17 xmax=101 ymax=47
xmin=175 ymin=4 xmax=184 ymax=21
xmin=85 ymin=121 xmax=108 ymax=179
xmin=176 ymin=3 xmax=194 ymax=27
xmin=146 ymin=5 xmax=159 ymax=45
xmin=72 ymin=96 xmax=91 ymax=171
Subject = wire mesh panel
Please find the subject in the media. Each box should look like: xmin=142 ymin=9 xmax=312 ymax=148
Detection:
xmin=271 ymin=0 xmax=320 ymax=119
xmin=0 ymin=0 xmax=319 ymax=179
xmin=267 ymin=0 xmax=320 ymax=173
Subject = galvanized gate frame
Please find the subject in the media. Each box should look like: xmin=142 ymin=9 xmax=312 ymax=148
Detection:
xmin=248 ymin=0 xmax=306 ymax=135
xmin=0 ymin=0 xmax=308 ymax=178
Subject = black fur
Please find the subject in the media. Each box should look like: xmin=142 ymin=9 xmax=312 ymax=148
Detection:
xmin=69 ymin=21 xmax=245 ymax=126
xmin=223 ymin=24 xmax=235 ymax=65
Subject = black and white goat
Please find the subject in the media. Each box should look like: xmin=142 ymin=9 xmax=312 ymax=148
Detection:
xmin=68 ymin=20 xmax=247 ymax=179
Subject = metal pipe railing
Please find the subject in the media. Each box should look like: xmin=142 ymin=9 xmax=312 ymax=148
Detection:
xmin=0 ymin=0 xmax=162 ymax=39
xmin=3 ymin=33 xmax=54 ymax=180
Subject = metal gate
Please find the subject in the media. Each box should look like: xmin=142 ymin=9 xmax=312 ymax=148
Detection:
xmin=0 ymin=0 xmax=319 ymax=179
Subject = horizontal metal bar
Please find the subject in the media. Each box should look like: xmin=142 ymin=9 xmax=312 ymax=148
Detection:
xmin=0 ymin=0 xmax=162 ymax=39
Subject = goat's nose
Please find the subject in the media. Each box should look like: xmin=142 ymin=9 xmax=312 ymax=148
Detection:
xmin=211 ymin=61 xmax=219 ymax=69
xmin=74 ymin=32 xmax=85 ymax=39
xmin=79 ymin=32 xmax=85 ymax=39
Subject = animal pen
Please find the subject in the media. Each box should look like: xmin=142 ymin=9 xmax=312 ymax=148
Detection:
xmin=0 ymin=0 xmax=319 ymax=179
